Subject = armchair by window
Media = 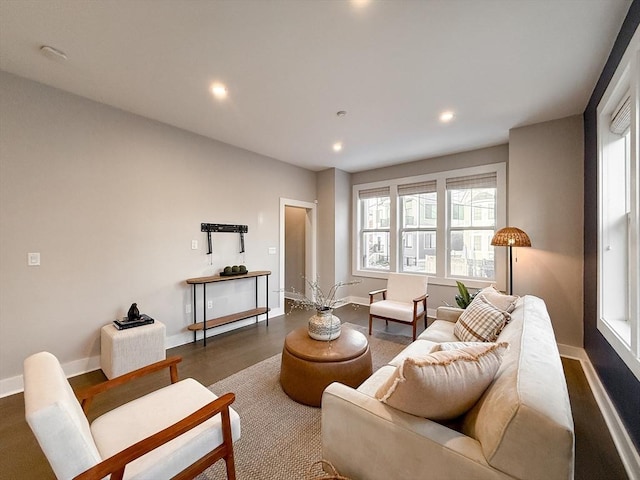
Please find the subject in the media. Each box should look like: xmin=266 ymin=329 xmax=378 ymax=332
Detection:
xmin=23 ymin=352 xmax=240 ymax=480
xmin=369 ymin=273 xmax=429 ymax=340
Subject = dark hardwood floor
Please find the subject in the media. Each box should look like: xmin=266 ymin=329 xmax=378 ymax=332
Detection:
xmin=0 ymin=305 xmax=629 ymax=480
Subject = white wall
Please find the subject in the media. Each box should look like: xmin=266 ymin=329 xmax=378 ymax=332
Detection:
xmin=334 ymin=168 xmax=351 ymax=284
xmin=316 ymin=168 xmax=354 ymax=299
xmin=316 ymin=169 xmax=336 ymax=294
xmin=508 ymin=115 xmax=584 ymax=347
xmin=0 ymin=72 xmax=317 ymax=391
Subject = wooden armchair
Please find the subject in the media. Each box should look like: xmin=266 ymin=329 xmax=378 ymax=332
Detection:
xmin=369 ymin=272 xmax=429 ymax=340
xmin=24 ymin=352 xmax=240 ymax=480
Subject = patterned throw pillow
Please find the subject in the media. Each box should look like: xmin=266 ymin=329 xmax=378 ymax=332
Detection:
xmin=454 ymin=295 xmax=510 ymax=342
xmin=375 ymin=342 xmax=508 ymax=420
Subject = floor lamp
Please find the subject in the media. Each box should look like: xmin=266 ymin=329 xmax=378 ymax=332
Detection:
xmin=491 ymin=227 xmax=531 ymax=295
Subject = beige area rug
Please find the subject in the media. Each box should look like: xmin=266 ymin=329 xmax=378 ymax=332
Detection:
xmin=197 ymin=324 xmax=410 ymax=480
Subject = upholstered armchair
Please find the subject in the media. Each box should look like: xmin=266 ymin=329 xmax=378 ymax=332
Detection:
xmin=23 ymin=352 xmax=240 ymax=480
xmin=368 ymin=272 xmax=429 ymax=340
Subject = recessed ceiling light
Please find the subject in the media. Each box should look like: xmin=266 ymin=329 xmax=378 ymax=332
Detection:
xmin=439 ymin=111 xmax=455 ymax=123
xmin=336 ymin=110 xmax=347 ymax=117
xmin=40 ymin=45 xmax=67 ymax=61
xmin=351 ymin=0 xmax=371 ymax=8
xmin=333 ymin=142 xmax=343 ymax=152
xmin=210 ymin=83 xmax=228 ymax=99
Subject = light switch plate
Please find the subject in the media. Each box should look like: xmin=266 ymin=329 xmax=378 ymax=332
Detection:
xmin=268 ymin=247 xmax=277 ymax=255
xmin=191 ymin=240 xmax=198 ymax=250
xmin=28 ymin=252 xmax=40 ymax=266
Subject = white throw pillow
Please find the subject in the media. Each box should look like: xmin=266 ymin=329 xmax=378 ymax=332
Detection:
xmin=473 ymin=286 xmax=519 ymax=313
xmin=375 ymin=343 xmax=508 ymax=420
xmin=454 ymin=295 xmax=510 ymax=342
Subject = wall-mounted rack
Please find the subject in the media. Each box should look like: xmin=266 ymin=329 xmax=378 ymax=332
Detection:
xmin=201 ymin=223 xmax=248 ymax=254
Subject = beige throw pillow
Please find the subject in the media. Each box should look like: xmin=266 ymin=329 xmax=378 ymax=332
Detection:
xmin=432 ymin=341 xmax=486 ymax=351
xmin=474 ymin=286 xmax=519 ymax=313
xmin=454 ymin=295 xmax=510 ymax=342
xmin=376 ymin=343 xmax=508 ymax=420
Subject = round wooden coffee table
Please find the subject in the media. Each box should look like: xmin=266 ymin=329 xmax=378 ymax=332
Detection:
xmin=279 ymin=325 xmax=373 ymax=407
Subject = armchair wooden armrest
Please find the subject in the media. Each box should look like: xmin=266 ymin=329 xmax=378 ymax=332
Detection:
xmin=73 ymin=392 xmax=236 ymax=480
xmin=76 ymin=356 xmax=182 ymax=413
xmin=412 ymin=293 xmax=428 ymax=303
xmin=368 ymin=288 xmax=387 ymax=303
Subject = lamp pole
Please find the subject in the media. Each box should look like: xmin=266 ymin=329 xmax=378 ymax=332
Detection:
xmin=508 ymin=244 xmax=513 ymax=295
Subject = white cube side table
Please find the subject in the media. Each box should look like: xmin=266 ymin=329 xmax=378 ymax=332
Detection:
xmin=100 ymin=321 xmax=166 ymax=379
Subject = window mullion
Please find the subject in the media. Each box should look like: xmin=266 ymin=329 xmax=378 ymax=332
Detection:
xmin=389 ymin=185 xmax=398 ymax=272
xmin=437 ymin=179 xmax=447 ymax=277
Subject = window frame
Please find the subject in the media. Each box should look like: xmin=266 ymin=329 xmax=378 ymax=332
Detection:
xmin=359 ymin=189 xmax=391 ymax=272
xmin=446 ymin=175 xmax=498 ymax=280
xmin=352 ymin=163 xmax=506 ymax=288
xmin=596 ymin=27 xmax=640 ymax=381
xmin=398 ymin=182 xmax=438 ymax=275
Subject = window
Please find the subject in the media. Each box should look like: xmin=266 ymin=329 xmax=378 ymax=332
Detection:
xmin=596 ymin=28 xmax=640 ymax=380
xmin=359 ymin=187 xmax=390 ymax=271
xmin=447 ymin=173 xmax=497 ymax=280
xmin=399 ymin=181 xmax=437 ymax=274
xmin=353 ymin=164 xmax=506 ymax=285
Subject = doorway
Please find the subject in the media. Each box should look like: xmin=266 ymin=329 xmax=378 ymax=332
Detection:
xmin=279 ymin=198 xmax=316 ymax=309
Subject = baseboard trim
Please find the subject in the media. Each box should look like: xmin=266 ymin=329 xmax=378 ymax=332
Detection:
xmin=1 ymin=354 xmax=101 ymax=399
xmin=1 ymin=308 xmax=285 ymax=399
xmin=558 ymin=344 xmax=640 ymax=480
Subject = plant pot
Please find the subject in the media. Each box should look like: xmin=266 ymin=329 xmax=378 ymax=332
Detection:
xmin=308 ymin=308 xmax=341 ymax=341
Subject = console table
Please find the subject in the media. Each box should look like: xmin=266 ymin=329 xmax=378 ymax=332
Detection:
xmin=186 ymin=270 xmax=271 ymax=346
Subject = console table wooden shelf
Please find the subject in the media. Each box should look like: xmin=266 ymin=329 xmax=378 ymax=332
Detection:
xmin=186 ymin=270 xmax=271 ymax=346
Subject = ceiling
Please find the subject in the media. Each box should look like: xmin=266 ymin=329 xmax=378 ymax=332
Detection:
xmin=0 ymin=0 xmax=632 ymax=172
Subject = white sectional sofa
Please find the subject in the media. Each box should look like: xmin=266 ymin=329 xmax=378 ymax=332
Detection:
xmin=321 ymin=295 xmax=575 ymax=480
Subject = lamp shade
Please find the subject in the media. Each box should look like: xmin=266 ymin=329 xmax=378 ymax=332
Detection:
xmin=491 ymin=227 xmax=531 ymax=247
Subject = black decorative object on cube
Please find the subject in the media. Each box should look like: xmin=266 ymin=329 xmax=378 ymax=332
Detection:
xmin=127 ymin=303 xmax=140 ymax=321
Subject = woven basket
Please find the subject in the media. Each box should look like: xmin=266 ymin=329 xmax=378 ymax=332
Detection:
xmin=307 ymin=459 xmax=352 ymax=480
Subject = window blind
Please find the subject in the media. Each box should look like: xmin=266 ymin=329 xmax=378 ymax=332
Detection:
xmin=397 ymin=180 xmax=437 ymax=196
xmin=446 ymin=172 xmax=497 ymax=190
xmin=610 ymin=95 xmax=631 ymax=135
xmin=358 ymin=186 xmax=390 ymax=199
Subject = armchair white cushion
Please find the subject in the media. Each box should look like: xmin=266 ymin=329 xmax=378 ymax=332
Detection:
xmin=369 ymin=272 xmax=428 ymax=340
xmin=24 ymin=352 xmax=102 ymax=478
xmin=24 ymin=352 xmax=240 ymax=480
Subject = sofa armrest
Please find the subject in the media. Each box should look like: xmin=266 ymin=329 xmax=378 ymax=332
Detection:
xmin=436 ymin=306 xmax=464 ymax=323
xmin=321 ymin=383 xmax=506 ymax=480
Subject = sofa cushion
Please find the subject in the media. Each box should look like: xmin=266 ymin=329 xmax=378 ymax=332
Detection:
xmin=454 ymin=296 xmax=510 ymax=342
xmin=375 ymin=343 xmax=508 ymax=420
xmin=388 ymin=339 xmax=437 ymax=367
xmin=417 ymin=319 xmax=456 ymax=343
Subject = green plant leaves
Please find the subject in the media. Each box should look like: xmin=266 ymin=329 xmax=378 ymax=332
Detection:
xmin=454 ymin=281 xmax=478 ymax=309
